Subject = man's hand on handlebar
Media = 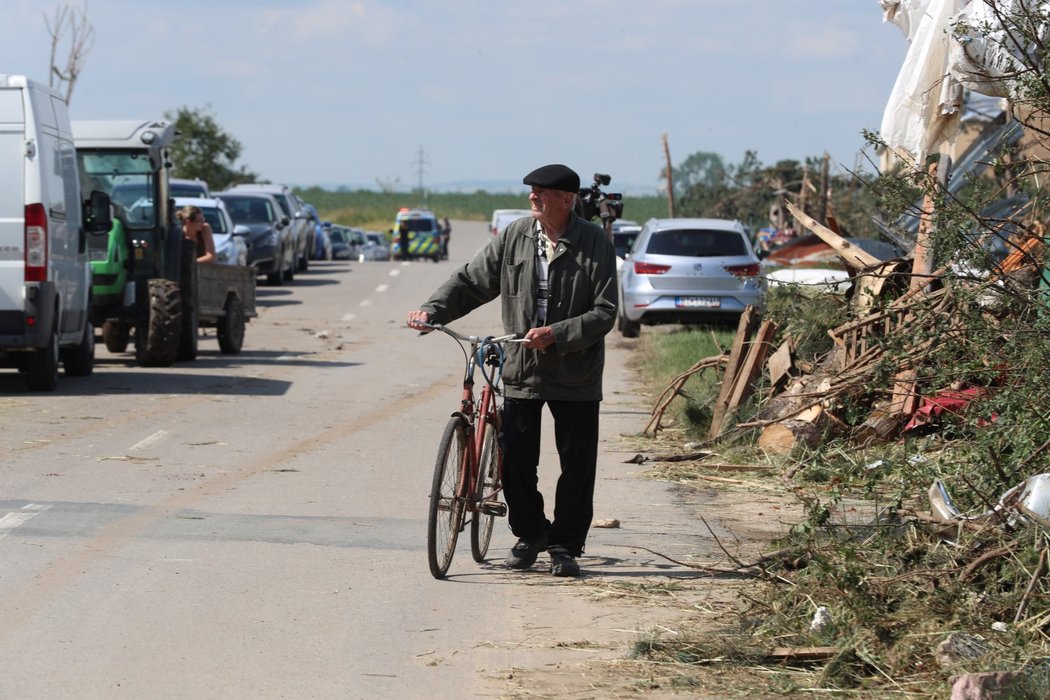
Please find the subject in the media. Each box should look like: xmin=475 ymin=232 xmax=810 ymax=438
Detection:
xmin=407 ymin=310 xmax=432 ymax=331
xmin=522 ymin=326 xmax=555 ymax=350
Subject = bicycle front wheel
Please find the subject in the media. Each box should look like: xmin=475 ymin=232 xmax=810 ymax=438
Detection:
xmin=470 ymin=417 xmax=500 ymax=562
xmin=428 ymin=416 xmax=468 ymax=578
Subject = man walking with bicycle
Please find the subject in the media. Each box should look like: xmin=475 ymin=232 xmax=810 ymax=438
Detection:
xmin=407 ymin=164 xmax=617 ymax=577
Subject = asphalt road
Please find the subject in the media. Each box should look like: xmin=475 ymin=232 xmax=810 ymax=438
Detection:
xmin=0 ymin=219 xmax=715 ymax=699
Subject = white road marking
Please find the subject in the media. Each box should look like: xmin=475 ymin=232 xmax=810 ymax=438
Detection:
xmin=376 ymin=284 xmax=389 ymax=293
xmin=359 ymin=300 xmax=372 ymax=307
xmin=389 ymin=269 xmax=400 ymax=277
xmin=341 ymin=313 xmax=355 ymax=322
xmin=129 ymin=430 xmax=169 ymax=452
xmin=0 ymin=504 xmax=52 ymax=540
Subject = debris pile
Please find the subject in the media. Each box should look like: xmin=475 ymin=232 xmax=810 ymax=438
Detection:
xmin=646 ymin=200 xmax=1047 ymax=455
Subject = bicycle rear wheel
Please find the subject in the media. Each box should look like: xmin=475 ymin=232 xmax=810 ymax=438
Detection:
xmin=470 ymin=416 xmax=501 ymax=562
xmin=428 ymin=416 xmax=468 ymax=578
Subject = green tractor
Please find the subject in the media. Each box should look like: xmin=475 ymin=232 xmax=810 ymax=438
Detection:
xmin=73 ymin=119 xmax=198 ymax=366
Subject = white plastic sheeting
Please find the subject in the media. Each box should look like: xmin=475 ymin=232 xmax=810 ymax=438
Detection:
xmin=879 ymin=0 xmax=1048 ymax=162
xmin=879 ymin=0 xmax=966 ymax=164
xmin=951 ymin=1 xmax=1050 ymax=95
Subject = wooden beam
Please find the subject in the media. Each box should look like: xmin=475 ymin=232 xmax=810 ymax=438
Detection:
xmin=725 ymin=320 xmax=778 ymax=415
xmin=708 ymin=306 xmax=760 ymax=439
xmin=909 ymin=160 xmax=940 ymax=293
xmin=785 ymin=200 xmax=882 ymax=269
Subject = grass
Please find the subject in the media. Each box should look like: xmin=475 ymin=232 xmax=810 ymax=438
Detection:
xmin=292 ymin=187 xmax=672 ymax=231
xmin=635 ymin=325 xmax=738 ymax=440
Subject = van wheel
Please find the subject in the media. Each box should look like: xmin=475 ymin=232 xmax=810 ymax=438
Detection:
xmin=25 ymin=327 xmax=60 ymax=390
xmin=217 ymin=296 xmax=245 ymax=354
xmin=63 ymin=320 xmax=95 ymax=377
xmin=103 ymin=320 xmax=130 ymax=353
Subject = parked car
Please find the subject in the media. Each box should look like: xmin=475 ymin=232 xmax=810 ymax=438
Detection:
xmin=227 ymin=183 xmax=314 ymax=273
xmin=174 ymin=196 xmax=248 ymax=266
xmin=215 ymin=191 xmax=296 ymax=285
xmin=490 ymin=208 xmax=532 ymax=236
xmin=361 ymin=231 xmax=391 ymax=261
xmin=611 ymin=219 xmax=642 ymax=271
xmin=327 ymin=225 xmax=361 ymax=261
xmin=301 ymin=204 xmax=331 ymax=260
xmin=170 ymin=178 xmax=211 ymax=199
xmin=617 ymin=218 xmax=764 ymax=337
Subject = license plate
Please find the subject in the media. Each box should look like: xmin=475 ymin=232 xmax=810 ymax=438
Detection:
xmin=676 ymin=296 xmax=720 ymax=308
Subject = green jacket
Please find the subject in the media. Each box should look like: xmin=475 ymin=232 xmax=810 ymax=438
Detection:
xmin=421 ymin=213 xmax=617 ymax=401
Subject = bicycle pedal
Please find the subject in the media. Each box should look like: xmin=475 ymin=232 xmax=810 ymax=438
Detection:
xmin=479 ymin=501 xmax=507 ymax=517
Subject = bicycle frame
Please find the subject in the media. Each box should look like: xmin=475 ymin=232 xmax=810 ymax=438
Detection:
xmin=449 ymin=333 xmax=508 ymax=510
xmin=424 ymin=323 xmax=518 ymax=577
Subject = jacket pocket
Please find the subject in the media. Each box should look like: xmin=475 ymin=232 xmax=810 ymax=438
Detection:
xmin=548 ymin=344 xmax=604 ymax=389
xmin=504 ymin=260 xmax=527 ymax=297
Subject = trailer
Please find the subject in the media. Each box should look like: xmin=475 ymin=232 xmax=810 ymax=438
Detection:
xmin=197 ymin=263 xmax=257 ymax=354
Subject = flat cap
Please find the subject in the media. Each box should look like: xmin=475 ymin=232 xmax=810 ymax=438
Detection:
xmin=522 ymin=164 xmax=580 ymax=193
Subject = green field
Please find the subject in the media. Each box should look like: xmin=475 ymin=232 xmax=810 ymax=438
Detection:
xmin=295 ymin=187 xmax=671 ymax=232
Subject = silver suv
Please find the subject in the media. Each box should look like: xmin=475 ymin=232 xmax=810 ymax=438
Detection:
xmin=227 ymin=183 xmax=314 ymax=273
xmin=618 ymin=218 xmax=764 ymax=337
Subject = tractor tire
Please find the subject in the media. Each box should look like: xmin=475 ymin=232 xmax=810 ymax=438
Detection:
xmin=177 ymin=301 xmax=199 ymax=361
xmin=217 ymin=296 xmax=245 ymax=354
xmin=62 ymin=320 xmax=95 ymax=377
xmin=103 ymin=320 xmax=130 ymax=353
xmin=135 ymin=279 xmax=182 ymax=367
xmin=178 ymin=240 xmax=199 ymax=362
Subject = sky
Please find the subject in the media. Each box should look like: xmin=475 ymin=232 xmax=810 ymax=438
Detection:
xmin=1 ymin=0 xmax=909 ymax=194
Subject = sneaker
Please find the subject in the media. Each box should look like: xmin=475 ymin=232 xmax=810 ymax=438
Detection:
xmin=548 ymin=545 xmax=580 ymax=577
xmin=505 ymin=534 xmax=547 ymax=570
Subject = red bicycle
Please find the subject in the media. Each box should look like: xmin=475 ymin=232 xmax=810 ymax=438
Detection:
xmin=423 ymin=324 xmax=519 ymax=578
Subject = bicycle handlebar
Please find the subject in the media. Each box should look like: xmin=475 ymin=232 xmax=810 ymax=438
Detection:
xmin=420 ymin=322 xmax=524 ymax=345
xmin=418 ymin=323 xmax=522 ymax=391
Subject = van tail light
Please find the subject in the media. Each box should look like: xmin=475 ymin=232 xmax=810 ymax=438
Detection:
xmin=724 ymin=263 xmax=760 ymax=277
xmin=25 ymin=203 xmax=47 ymax=282
xmin=633 ymin=261 xmax=671 ymax=275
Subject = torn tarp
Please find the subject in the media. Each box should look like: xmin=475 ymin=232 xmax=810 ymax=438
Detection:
xmin=879 ymin=0 xmax=1049 ymax=163
xmin=880 ymin=0 xmax=965 ymax=163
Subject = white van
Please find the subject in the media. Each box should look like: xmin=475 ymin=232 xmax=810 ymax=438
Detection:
xmin=0 ymin=75 xmax=110 ymax=389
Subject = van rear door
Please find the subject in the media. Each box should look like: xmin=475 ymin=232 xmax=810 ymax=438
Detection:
xmin=0 ymin=87 xmax=26 ymax=328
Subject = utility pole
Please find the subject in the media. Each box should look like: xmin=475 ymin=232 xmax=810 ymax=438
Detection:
xmin=413 ymin=145 xmax=429 ymax=208
xmin=662 ymin=133 xmax=675 ymax=218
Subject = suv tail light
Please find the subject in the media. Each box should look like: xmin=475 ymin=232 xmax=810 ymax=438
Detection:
xmin=724 ymin=263 xmax=760 ymax=277
xmin=25 ymin=203 xmax=47 ymax=282
xmin=633 ymin=261 xmax=671 ymax=275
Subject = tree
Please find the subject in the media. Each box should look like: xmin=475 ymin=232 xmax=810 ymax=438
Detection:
xmin=45 ymin=2 xmax=94 ymax=103
xmin=164 ymin=106 xmax=259 ymax=191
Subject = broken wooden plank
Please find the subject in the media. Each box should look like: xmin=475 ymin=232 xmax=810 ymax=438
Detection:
xmin=767 ymin=336 xmax=794 ymax=388
xmin=785 ymin=200 xmax=882 ymax=270
xmin=708 ymin=306 xmax=760 ymax=439
xmin=724 ymin=320 xmax=778 ymax=416
xmin=768 ymin=646 xmax=839 ymax=662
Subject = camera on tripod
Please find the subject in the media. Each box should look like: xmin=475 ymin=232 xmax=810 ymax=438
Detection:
xmin=576 ymin=172 xmax=623 ymax=227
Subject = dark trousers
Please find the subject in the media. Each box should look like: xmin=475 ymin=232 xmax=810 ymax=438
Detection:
xmin=500 ymin=397 xmax=599 ymax=557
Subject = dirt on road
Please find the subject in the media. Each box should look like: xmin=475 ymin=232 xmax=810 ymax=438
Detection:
xmin=490 ymin=334 xmax=802 ymax=699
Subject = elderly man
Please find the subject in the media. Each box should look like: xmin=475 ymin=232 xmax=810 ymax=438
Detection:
xmin=407 ymin=164 xmax=617 ymax=577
